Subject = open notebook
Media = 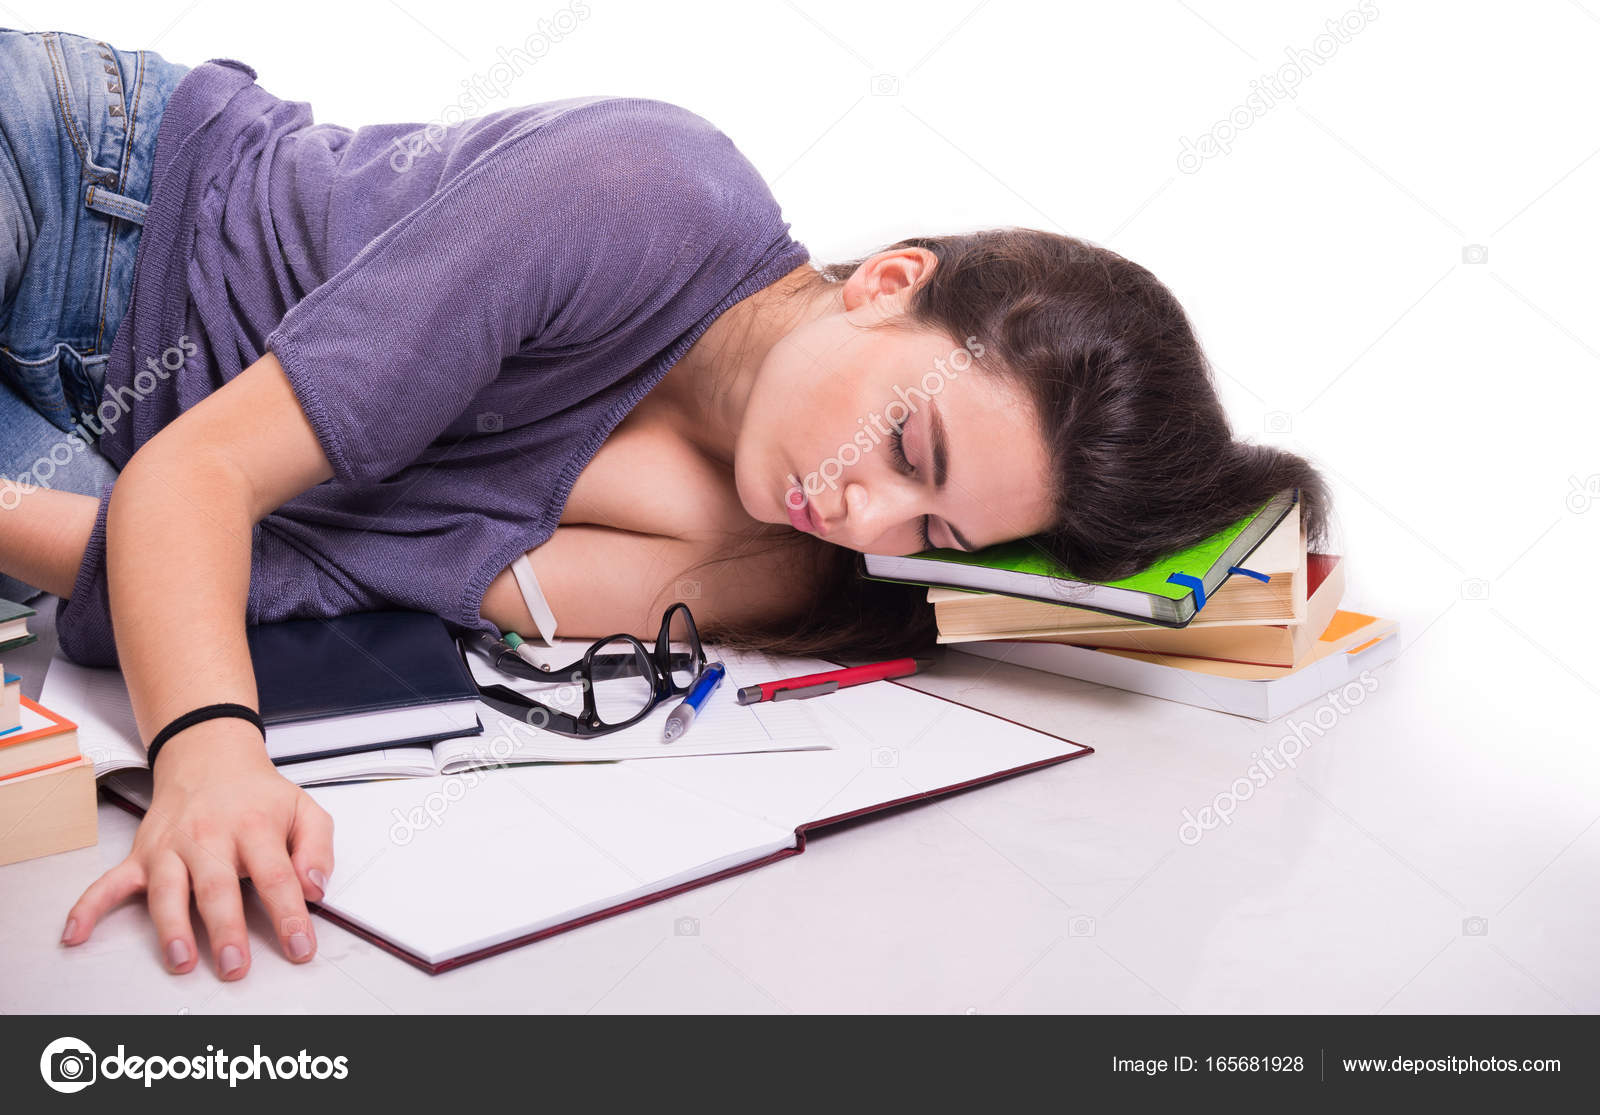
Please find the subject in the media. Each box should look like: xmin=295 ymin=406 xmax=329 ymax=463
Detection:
xmin=44 ymin=645 xmax=1090 ymax=973
xmin=43 ymin=647 xmax=831 ymax=787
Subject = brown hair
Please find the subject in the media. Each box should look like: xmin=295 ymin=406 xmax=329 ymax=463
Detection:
xmin=690 ymin=228 xmax=1330 ymax=659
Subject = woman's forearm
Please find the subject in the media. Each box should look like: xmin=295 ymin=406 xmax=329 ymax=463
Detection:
xmin=102 ymin=350 xmax=329 ymax=741
xmin=62 ymin=351 xmax=339 ymax=980
xmin=0 ymin=487 xmax=99 ymax=598
xmin=105 ymin=443 xmax=260 ymax=743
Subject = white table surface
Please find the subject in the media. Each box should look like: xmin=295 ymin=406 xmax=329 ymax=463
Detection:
xmin=3 ymin=544 xmax=1597 ymax=1014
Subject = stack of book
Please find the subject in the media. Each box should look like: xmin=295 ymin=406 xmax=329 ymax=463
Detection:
xmin=0 ymin=596 xmax=37 ymax=656
xmin=863 ymin=490 xmax=1400 ymax=721
xmin=1 ymin=598 xmax=99 ymax=866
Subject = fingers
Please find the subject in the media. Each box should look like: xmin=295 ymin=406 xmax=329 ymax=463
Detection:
xmin=62 ymin=858 xmax=146 ymax=945
xmin=146 ymin=853 xmax=199 ymax=973
xmin=188 ymin=853 xmax=252 ymax=980
xmin=240 ymin=833 xmax=317 ymax=965
xmin=289 ymin=796 xmax=335 ymax=903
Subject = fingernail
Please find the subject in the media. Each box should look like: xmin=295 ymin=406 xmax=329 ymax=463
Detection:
xmin=219 ymin=944 xmax=246 ymax=977
xmin=288 ymin=932 xmax=313 ymax=961
xmin=308 ymin=868 xmax=328 ymax=892
xmin=60 ymin=918 xmax=77 ymax=944
xmin=166 ymin=939 xmax=191 ymax=969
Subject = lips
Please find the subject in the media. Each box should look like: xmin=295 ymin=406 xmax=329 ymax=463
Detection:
xmin=785 ymin=483 xmax=817 ymax=535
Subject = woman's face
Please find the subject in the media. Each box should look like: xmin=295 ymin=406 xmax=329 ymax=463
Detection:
xmin=734 ymin=251 xmax=1056 ymax=556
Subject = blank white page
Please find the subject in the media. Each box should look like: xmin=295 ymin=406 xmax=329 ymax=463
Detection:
xmin=615 ymin=668 xmax=1091 ymax=833
xmin=312 ymin=763 xmax=795 ymax=964
xmin=89 ymin=649 xmax=1086 ymax=968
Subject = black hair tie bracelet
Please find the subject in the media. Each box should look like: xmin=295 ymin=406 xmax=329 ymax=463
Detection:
xmin=146 ymin=703 xmax=266 ymax=771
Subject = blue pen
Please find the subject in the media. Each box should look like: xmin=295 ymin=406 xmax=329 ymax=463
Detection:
xmin=662 ymin=661 xmax=725 ymax=743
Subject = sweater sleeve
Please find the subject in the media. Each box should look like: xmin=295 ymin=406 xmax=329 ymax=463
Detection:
xmin=54 ymin=482 xmax=118 ymax=666
xmin=265 ymin=98 xmax=741 ymax=486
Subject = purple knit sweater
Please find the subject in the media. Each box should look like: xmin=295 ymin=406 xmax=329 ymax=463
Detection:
xmin=57 ymin=59 xmax=810 ymax=666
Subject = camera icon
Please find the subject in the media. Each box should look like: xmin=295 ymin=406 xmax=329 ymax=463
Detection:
xmin=869 ymin=746 xmax=899 ymax=768
xmin=674 ymin=916 xmax=700 ymax=937
xmin=1068 ymin=915 xmax=1097 ymax=938
xmin=1459 ymin=577 xmax=1491 ymax=601
xmin=1461 ymin=244 xmax=1489 ymax=265
xmin=675 ymin=579 xmax=702 ymax=600
xmin=1264 ymin=411 xmax=1292 ymax=434
xmin=1462 ymin=915 xmax=1489 ymax=937
xmin=869 ymin=73 xmax=901 ymax=96
xmin=476 ymin=411 xmax=504 ymax=434
xmin=40 ymin=1037 xmax=97 ymax=1093
xmin=51 ymin=1048 xmax=96 ymax=1085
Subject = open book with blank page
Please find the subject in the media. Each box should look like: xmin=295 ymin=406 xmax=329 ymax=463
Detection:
xmin=44 ymin=644 xmax=1090 ymax=973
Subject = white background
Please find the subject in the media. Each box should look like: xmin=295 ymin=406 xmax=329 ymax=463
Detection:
xmin=2 ymin=0 xmax=1597 ymax=1013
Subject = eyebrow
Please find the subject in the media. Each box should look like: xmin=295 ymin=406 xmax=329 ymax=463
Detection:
xmin=926 ymin=400 xmax=975 ymax=551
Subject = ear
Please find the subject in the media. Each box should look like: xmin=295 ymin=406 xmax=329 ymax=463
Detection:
xmin=840 ymin=247 xmax=937 ymax=319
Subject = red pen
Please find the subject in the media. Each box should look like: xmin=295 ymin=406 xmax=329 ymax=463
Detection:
xmin=735 ymin=657 xmax=933 ymax=705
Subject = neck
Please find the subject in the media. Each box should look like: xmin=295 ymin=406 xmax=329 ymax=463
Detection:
xmin=653 ymin=264 xmax=834 ymax=464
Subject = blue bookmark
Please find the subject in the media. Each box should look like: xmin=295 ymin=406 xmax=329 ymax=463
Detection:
xmin=1165 ymin=571 xmax=1207 ymax=611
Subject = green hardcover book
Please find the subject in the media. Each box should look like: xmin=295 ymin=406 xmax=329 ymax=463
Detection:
xmin=0 ymin=596 xmax=38 ymax=653
xmin=861 ymin=489 xmax=1298 ymax=629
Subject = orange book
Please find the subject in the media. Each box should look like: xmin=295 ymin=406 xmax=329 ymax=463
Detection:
xmin=1 ymin=697 xmax=82 ymax=782
xmin=1036 ymin=554 xmax=1345 ymax=668
xmin=1098 ymin=609 xmax=1396 ymax=680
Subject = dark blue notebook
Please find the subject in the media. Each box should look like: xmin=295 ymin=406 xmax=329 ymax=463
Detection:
xmin=246 ymin=611 xmax=482 ymax=764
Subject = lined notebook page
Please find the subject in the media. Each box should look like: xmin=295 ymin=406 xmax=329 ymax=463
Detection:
xmin=44 ymin=647 xmax=832 ymax=784
xmin=448 ymin=644 xmax=831 ymax=766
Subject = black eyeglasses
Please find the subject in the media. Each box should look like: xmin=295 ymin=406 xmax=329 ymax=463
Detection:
xmin=462 ymin=602 xmax=707 ymax=738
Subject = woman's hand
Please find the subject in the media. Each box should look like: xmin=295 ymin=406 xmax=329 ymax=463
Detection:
xmin=60 ymin=720 xmax=335 ymax=979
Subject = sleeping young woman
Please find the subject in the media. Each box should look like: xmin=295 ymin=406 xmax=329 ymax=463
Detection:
xmin=1 ymin=29 xmax=1327 ymax=981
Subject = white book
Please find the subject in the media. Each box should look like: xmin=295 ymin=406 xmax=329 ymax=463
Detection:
xmin=952 ymin=621 xmax=1400 ymax=722
xmin=51 ymin=646 xmax=1090 ymax=971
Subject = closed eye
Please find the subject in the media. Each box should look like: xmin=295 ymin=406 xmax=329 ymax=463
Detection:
xmin=892 ymin=413 xmax=970 ymax=552
xmin=889 ymin=424 xmax=916 ymax=476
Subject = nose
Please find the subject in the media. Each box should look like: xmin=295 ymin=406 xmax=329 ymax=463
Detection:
xmin=835 ymin=477 xmax=920 ymax=548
